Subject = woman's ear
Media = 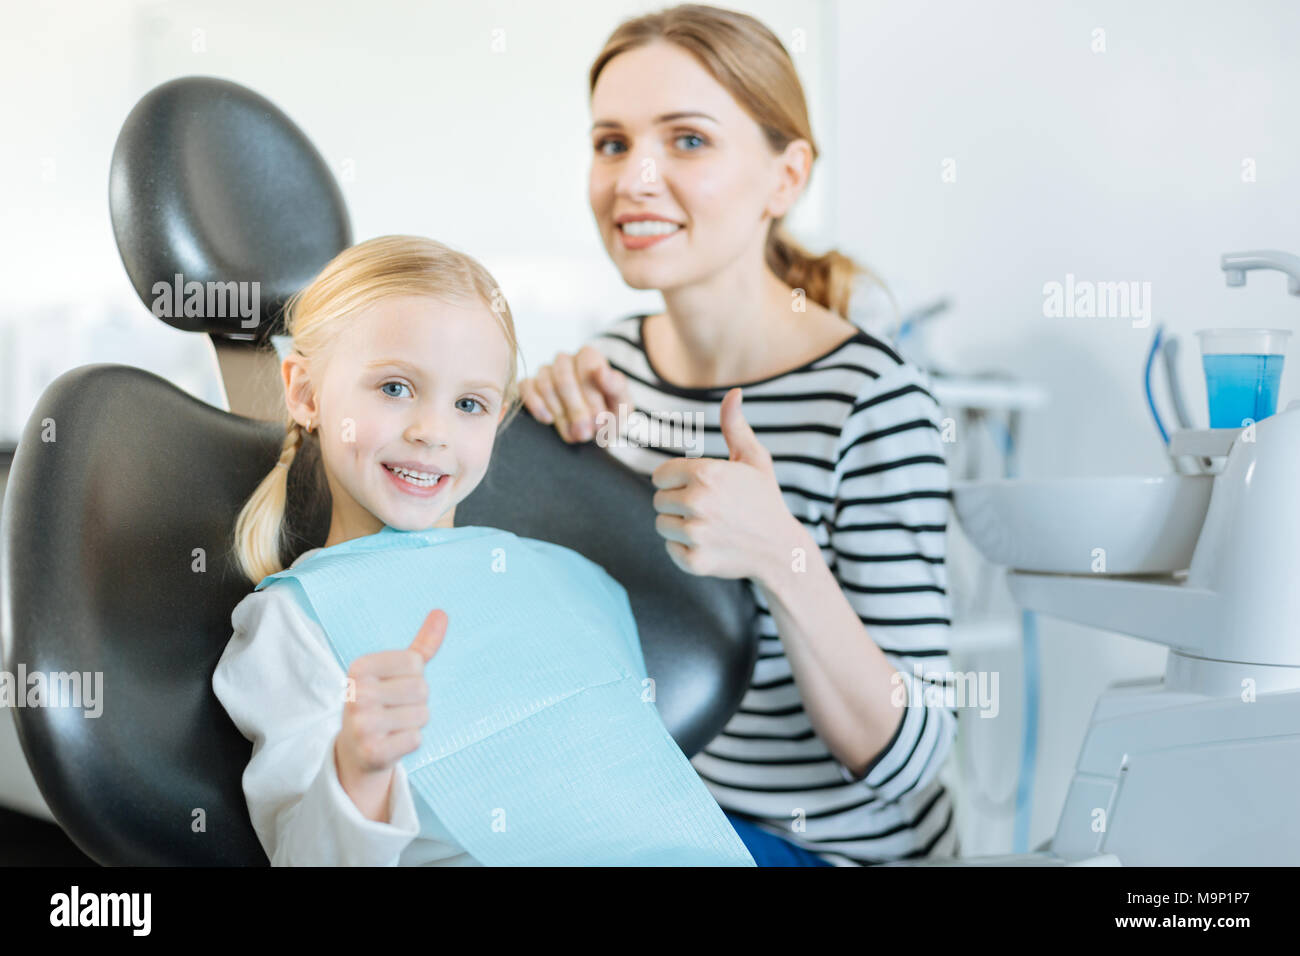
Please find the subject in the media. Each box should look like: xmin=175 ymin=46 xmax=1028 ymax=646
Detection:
xmin=766 ymin=138 xmax=814 ymax=219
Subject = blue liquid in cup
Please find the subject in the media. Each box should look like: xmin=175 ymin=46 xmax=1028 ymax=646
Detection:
xmin=1202 ymin=353 xmax=1285 ymax=428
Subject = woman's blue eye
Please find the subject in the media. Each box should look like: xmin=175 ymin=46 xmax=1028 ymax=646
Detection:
xmin=380 ymin=382 xmax=410 ymax=399
xmin=594 ymin=132 xmax=705 ymax=155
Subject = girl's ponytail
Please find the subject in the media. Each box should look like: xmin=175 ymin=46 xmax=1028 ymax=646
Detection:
xmin=234 ymin=419 xmax=311 ymax=585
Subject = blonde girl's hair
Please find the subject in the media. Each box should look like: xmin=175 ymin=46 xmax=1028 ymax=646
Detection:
xmin=589 ymin=3 xmax=886 ymax=319
xmin=233 ymin=235 xmax=523 ymax=585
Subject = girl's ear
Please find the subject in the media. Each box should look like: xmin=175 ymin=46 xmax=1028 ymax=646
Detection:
xmin=281 ymin=352 xmax=320 ymax=427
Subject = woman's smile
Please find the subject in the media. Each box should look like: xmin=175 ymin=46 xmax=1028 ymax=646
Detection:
xmin=617 ymin=220 xmax=685 ymax=250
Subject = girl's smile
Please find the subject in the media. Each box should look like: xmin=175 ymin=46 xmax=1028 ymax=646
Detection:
xmin=381 ymin=462 xmax=452 ymax=498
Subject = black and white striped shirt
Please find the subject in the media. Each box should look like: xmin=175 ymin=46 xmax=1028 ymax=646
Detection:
xmin=588 ymin=313 xmax=959 ymax=866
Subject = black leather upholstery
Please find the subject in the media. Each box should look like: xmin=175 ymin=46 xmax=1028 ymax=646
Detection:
xmin=1 ymin=366 xmax=295 ymax=866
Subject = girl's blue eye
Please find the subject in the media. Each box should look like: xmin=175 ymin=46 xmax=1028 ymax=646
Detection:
xmin=381 ymin=383 xmax=486 ymax=414
xmin=675 ymin=132 xmax=705 ymax=150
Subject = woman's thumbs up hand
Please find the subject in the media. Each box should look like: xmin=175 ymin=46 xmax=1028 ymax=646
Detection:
xmin=519 ymin=345 xmax=633 ymax=443
xmin=650 ymin=388 xmax=803 ymax=582
xmin=334 ymin=609 xmax=448 ymax=823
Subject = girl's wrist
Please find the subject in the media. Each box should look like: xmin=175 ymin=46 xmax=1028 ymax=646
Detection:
xmin=335 ymin=739 xmax=396 ymax=823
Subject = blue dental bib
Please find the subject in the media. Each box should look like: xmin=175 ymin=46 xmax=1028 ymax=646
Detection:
xmin=256 ymin=524 xmax=753 ymax=866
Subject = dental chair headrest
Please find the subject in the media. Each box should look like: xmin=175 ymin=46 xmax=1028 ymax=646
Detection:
xmin=109 ymin=75 xmax=352 ymax=342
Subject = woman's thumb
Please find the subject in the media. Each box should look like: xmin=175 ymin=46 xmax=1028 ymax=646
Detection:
xmin=720 ymin=388 xmax=769 ymax=466
xmin=409 ymin=609 xmax=448 ymax=663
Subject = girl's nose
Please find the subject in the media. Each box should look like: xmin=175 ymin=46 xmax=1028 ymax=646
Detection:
xmin=404 ymin=413 xmax=451 ymax=448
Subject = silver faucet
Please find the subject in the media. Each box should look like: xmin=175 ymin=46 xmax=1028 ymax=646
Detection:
xmin=1221 ymin=249 xmax=1300 ymax=295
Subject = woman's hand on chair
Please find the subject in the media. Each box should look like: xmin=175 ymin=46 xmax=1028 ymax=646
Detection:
xmin=334 ymin=608 xmax=447 ymax=823
xmin=519 ymin=346 xmax=632 ymax=443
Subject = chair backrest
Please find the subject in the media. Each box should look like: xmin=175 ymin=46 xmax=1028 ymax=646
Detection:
xmin=0 ymin=76 xmax=758 ymax=866
xmin=2 ymin=365 xmax=298 ymax=865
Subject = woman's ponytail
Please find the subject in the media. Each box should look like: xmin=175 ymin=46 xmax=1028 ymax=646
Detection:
xmin=234 ymin=420 xmax=310 ymax=585
xmin=766 ymin=222 xmax=875 ymax=320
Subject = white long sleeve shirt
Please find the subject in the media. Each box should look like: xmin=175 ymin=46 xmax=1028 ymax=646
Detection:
xmin=213 ymin=546 xmax=480 ymax=866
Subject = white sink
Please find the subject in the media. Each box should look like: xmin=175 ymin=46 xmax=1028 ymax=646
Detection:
xmin=952 ymin=475 xmax=1214 ymax=574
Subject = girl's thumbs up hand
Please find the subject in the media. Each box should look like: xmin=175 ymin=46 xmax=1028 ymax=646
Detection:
xmin=335 ymin=609 xmax=448 ymax=822
xmin=408 ymin=608 xmax=447 ymax=663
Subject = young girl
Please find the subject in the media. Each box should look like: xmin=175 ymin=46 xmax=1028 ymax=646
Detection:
xmin=212 ymin=235 xmax=752 ymax=866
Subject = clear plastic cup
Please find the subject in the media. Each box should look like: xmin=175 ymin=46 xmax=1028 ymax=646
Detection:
xmin=1196 ymin=328 xmax=1290 ymax=429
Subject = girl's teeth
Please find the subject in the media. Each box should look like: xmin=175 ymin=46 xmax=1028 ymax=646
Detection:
xmin=386 ymin=465 xmax=441 ymax=486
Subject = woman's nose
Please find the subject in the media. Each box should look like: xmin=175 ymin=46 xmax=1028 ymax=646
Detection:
xmin=615 ymin=144 xmax=665 ymax=197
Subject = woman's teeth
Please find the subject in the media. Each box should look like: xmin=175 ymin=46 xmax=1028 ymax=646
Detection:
xmin=384 ymin=464 xmax=442 ymax=487
xmin=620 ymin=220 xmax=682 ymax=236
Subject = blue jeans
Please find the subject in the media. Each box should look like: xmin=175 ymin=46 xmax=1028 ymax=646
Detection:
xmin=725 ymin=813 xmax=834 ymax=867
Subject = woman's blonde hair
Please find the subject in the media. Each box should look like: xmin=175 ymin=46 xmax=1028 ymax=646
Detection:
xmin=589 ymin=3 xmax=881 ymax=318
xmin=233 ymin=235 xmax=523 ymax=585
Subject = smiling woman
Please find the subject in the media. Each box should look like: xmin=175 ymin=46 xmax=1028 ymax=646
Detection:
xmin=520 ymin=3 xmax=961 ymax=867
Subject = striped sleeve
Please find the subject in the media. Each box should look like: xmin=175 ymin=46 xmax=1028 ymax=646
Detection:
xmin=828 ymin=361 xmax=957 ymax=803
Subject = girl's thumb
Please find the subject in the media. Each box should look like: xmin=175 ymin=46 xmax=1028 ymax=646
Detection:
xmin=409 ymin=609 xmax=448 ymax=663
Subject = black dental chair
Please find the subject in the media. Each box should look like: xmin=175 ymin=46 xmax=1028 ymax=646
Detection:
xmin=0 ymin=77 xmax=757 ymax=866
